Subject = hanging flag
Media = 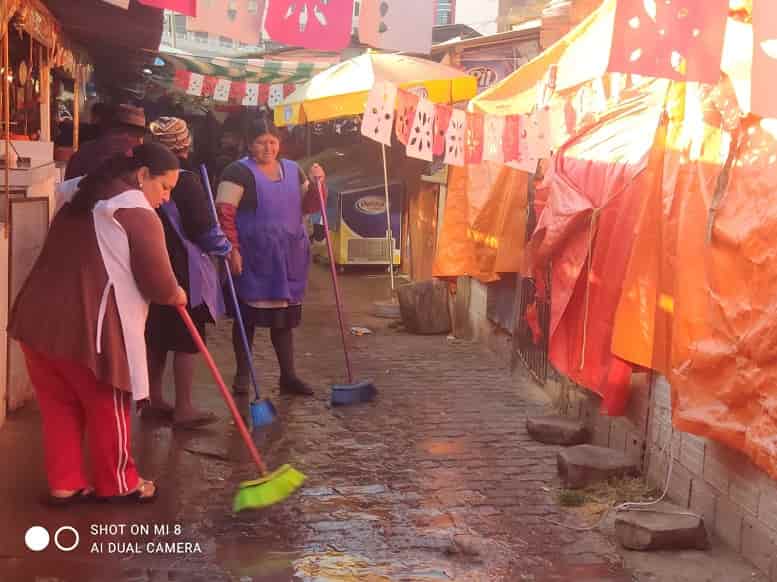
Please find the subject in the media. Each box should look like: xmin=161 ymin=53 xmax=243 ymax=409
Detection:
xmin=527 ymin=107 xmax=552 ymax=160
xmin=503 ymin=115 xmax=521 ymax=163
xmin=265 ymin=0 xmax=354 ymax=51
xmin=361 ymin=81 xmax=398 ymax=146
xmin=102 ymin=0 xmax=130 ymax=8
xmin=284 ymin=84 xmax=296 ymax=98
xmin=395 ymin=90 xmax=420 ymax=146
xmin=186 ymin=73 xmax=205 ymax=96
xmin=443 ymin=109 xmax=467 ymax=167
xmin=267 ymin=84 xmax=285 ymax=108
xmin=359 ymin=0 xmax=434 ymax=54
xmin=213 ymin=79 xmax=232 ymax=103
xmin=258 ymin=84 xmax=271 ymax=106
xmin=506 ymin=114 xmax=538 ymax=174
xmin=483 ymin=115 xmax=506 ymax=164
xmin=464 ymin=112 xmax=483 ymax=165
xmin=607 ymin=0 xmax=728 ymax=83
xmin=201 ymin=76 xmax=218 ymax=98
xmin=433 ymin=104 xmax=452 ymax=157
xmin=243 ymin=83 xmax=260 ymax=106
xmin=752 ymin=0 xmax=777 ymax=118
xmin=174 ymin=69 xmax=191 ymax=91
xmin=137 ymin=0 xmax=196 ymax=16
xmin=230 ymin=81 xmax=248 ymax=105
xmin=406 ymin=99 xmax=436 ymax=162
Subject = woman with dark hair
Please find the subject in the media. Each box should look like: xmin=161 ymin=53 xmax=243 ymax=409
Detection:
xmin=8 ymin=142 xmax=185 ymax=504
xmin=145 ymin=117 xmax=230 ymax=428
xmin=216 ymin=117 xmax=326 ymax=396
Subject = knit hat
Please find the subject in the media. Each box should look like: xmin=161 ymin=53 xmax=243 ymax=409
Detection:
xmin=149 ymin=116 xmax=191 ymax=154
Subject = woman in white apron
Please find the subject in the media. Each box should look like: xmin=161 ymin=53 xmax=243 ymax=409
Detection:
xmin=9 ymin=143 xmax=186 ymax=504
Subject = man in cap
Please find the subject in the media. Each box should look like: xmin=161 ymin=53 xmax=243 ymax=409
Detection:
xmin=65 ymin=104 xmax=147 ymax=180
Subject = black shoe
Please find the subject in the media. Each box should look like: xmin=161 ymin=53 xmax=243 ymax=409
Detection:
xmin=279 ymin=376 xmax=314 ymax=396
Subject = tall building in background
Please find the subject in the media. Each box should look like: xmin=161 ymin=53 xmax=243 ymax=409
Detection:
xmin=456 ymin=0 xmax=544 ymax=34
xmin=435 ymin=0 xmax=456 ymax=25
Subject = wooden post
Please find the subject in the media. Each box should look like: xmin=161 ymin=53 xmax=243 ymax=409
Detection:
xmin=39 ymin=46 xmax=50 ymax=142
xmin=72 ymin=67 xmax=80 ymax=152
xmin=4 ymin=0 xmax=10 ymax=235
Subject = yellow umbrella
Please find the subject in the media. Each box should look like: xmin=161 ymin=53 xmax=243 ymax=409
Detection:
xmin=274 ymin=52 xmax=477 ymax=127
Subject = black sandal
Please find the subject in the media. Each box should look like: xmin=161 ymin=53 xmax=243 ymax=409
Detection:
xmin=44 ymin=488 xmax=95 ymax=507
xmin=99 ymin=480 xmax=158 ymax=504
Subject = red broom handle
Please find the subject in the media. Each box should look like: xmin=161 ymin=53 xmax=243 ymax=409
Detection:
xmin=315 ymin=178 xmax=354 ymax=383
xmin=176 ymin=305 xmax=268 ymax=475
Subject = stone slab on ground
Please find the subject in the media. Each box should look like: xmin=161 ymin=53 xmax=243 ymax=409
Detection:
xmin=527 ymin=415 xmax=590 ymax=445
xmin=615 ymin=502 xmax=709 ymax=551
xmin=558 ymin=444 xmax=638 ymax=488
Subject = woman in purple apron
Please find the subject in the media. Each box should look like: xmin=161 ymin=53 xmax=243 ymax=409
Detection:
xmin=216 ymin=118 xmax=326 ymax=396
xmin=145 ymin=118 xmax=231 ymax=428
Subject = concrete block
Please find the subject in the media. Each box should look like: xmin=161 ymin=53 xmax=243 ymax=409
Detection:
xmin=679 ymin=433 xmax=706 ymax=476
xmin=667 ymin=462 xmax=693 ymax=508
xmin=609 ymin=419 xmax=629 ymax=453
xmin=690 ymin=479 xmax=718 ymax=534
xmin=591 ymin=415 xmax=612 ymax=448
xmin=526 ymin=416 xmax=589 ymax=446
xmin=624 ymin=429 xmax=646 ymax=469
xmin=758 ymin=484 xmax=777 ymax=533
xmin=703 ymin=442 xmax=733 ymax=494
xmin=557 ymin=445 xmax=638 ymax=489
xmin=715 ymin=496 xmax=744 ymax=552
xmin=741 ymin=518 xmax=777 ymax=576
xmin=729 ymin=470 xmax=761 ymax=516
xmin=615 ymin=502 xmax=708 ymax=551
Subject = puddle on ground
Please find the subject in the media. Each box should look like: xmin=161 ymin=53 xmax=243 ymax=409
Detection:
xmin=293 ymin=551 xmax=453 ymax=582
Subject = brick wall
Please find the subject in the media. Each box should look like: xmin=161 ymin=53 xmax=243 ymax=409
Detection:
xmin=559 ymin=373 xmax=777 ymax=580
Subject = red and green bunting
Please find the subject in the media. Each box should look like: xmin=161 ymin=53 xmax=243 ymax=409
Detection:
xmin=173 ymin=69 xmax=296 ymax=107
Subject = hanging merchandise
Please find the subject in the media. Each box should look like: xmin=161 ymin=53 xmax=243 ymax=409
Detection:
xmin=506 ymin=114 xmax=538 ymax=174
xmin=751 ymin=0 xmax=777 ymax=118
xmin=464 ymin=112 xmax=484 ymax=165
xmin=265 ymin=0 xmax=355 ymax=51
xmin=395 ymin=90 xmax=420 ymax=146
xmin=138 ymin=0 xmax=196 ymax=16
xmin=433 ymin=104 xmax=453 ymax=157
xmin=607 ymin=0 xmax=728 ymax=84
xmin=502 ymin=115 xmax=521 ymax=164
xmin=267 ymin=84 xmax=285 ymax=108
xmin=359 ymin=0 xmax=435 ymax=54
xmin=443 ymin=109 xmax=467 ymax=167
xmin=483 ymin=114 xmax=506 ymax=164
xmin=284 ymin=84 xmax=297 ymax=98
xmin=406 ymin=99 xmax=436 ymax=162
xmin=361 ymin=81 xmax=399 ymax=146
xmin=213 ymin=79 xmax=232 ymax=103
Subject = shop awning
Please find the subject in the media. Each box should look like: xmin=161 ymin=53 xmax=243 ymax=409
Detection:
xmin=42 ymin=0 xmax=164 ymax=90
xmin=154 ymin=49 xmax=338 ymax=84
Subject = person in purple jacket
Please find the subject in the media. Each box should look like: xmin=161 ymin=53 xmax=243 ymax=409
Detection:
xmin=216 ymin=117 xmax=326 ymax=396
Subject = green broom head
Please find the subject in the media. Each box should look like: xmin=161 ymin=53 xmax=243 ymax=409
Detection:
xmin=232 ymin=464 xmax=306 ymax=512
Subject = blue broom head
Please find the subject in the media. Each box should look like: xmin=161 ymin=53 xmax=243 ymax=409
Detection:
xmin=331 ymin=380 xmax=376 ymax=406
xmin=250 ymin=399 xmax=277 ymax=428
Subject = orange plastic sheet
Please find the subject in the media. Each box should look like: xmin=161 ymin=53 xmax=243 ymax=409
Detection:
xmin=528 ymin=84 xmax=668 ymax=415
xmin=612 ymin=74 xmax=777 ymax=479
xmin=433 ymin=162 xmax=528 ymax=282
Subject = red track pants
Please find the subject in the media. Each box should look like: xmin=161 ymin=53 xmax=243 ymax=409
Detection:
xmin=21 ymin=344 xmax=140 ymax=497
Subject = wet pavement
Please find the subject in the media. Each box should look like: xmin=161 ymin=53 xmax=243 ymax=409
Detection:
xmin=0 ymin=265 xmax=632 ymax=582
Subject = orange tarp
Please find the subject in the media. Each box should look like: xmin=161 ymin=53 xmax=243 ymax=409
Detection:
xmin=433 ymin=163 xmax=528 ymax=282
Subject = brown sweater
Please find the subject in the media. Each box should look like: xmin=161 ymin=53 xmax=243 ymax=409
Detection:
xmin=8 ymin=183 xmax=180 ymax=393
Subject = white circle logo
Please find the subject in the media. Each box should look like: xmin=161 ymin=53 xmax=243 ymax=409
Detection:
xmin=54 ymin=526 xmax=80 ymax=552
xmin=24 ymin=526 xmax=50 ymax=552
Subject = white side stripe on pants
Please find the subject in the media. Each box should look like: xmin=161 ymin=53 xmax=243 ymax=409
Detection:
xmin=113 ymin=389 xmax=128 ymax=493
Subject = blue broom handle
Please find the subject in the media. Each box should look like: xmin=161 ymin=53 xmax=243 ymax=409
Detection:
xmin=199 ymin=164 xmax=261 ymax=401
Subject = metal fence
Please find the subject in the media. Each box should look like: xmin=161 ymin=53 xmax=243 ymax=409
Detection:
xmin=511 ymin=171 xmax=551 ymax=384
